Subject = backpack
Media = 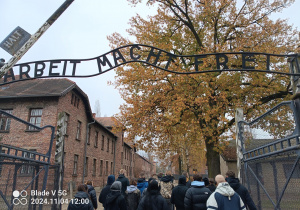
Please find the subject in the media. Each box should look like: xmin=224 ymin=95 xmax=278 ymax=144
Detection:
xmin=159 ymin=181 xmax=173 ymax=199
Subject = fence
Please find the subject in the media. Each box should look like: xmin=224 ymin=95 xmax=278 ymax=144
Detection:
xmin=239 ymin=99 xmax=300 ymax=209
xmin=0 ymin=109 xmax=60 ymax=210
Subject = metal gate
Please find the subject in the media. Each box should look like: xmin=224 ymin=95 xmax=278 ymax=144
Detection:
xmin=0 ymin=110 xmax=60 ymax=210
xmin=238 ymin=99 xmax=300 ymax=209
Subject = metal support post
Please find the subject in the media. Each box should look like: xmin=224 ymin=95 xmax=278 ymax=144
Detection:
xmin=0 ymin=0 xmax=74 ymax=79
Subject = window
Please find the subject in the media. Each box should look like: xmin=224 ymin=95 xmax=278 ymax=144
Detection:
xmin=107 ymin=138 xmax=109 ymax=152
xmin=73 ymin=155 xmax=79 ymax=175
xmin=0 ymin=109 xmax=12 ymax=132
xmin=76 ymin=121 xmax=82 ymax=140
xmin=87 ymin=127 xmax=91 ymax=145
xmin=111 ymin=140 xmax=114 ymax=154
xmin=111 ymin=162 xmax=113 ymax=175
xmin=101 ymin=135 xmax=104 ymax=150
xmin=121 ymin=152 xmax=123 ymax=164
xmin=65 ymin=113 xmax=69 ymax=135
xmin=0 ymin=150 xmax=5 ymax=176
xmin=84 ymin=157 xmax=88 ymax=176
xmin=20 ymin=149 xmax=36 ymax=175
xmin=93 ymin=159 xmax=97 ymax=176
xmin=94 ymin=131 xmax=98 ymax=148
xmin=100 ymin=160 xmax=103 ymax=176
xmin=28 ymin=108 xmax=42 ymax=130
xmin=71 ymin=93 xmax=80 ymax=108
xmin=106 ymin=161 xmax=108 ymax=175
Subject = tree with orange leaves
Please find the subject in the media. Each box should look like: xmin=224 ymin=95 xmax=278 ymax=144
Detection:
xmin=108 ymin=0 xmax=299 ymax=177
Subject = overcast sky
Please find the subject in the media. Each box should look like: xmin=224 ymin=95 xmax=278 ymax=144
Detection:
xmin=1 ymin=0 xmax=299 ymax=117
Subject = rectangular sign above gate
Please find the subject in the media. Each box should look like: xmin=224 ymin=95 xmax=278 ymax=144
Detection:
xmin=0 ymin=26 xmax=31 ymax=55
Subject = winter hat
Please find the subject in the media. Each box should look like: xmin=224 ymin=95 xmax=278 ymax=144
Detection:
xmin=107 ymin=175 xmax=115 ymax=185
xmin=111 ymin=181 xmax=122 ymax=192
xmin=148 ymin=178 xmax=154 ymax=184
xmin=178 ymin=175 xmax=187 ymax=185
xmin=203 ymin=177 xmax=209 ymax=186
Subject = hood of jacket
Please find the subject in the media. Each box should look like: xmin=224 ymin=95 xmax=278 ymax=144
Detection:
xmin=74 ymin=191 xmax=90 ymax=199
xmin=225 ymin=177 xmax=241 ymax=191
xmin=111 ymin=181 xmax=122 ymax=192
xmin=137 ymin=180 xmax=147 ymax=187
xmin=127 ymin=185 xmax=138 ymax=193
xmin=191 ymin=180 xmax=205 ymax=187
xmin=106 ymin=191 xmax=121 ymax=205
xmin=215 ymin=182 xmax=235 ymax=198
xmin=160 ymin=175 xmax=173 ymax=183
xmin=118 ymin=174 xmax=125 ymax=179
xmin=87 ymin=185 xmax=94 ymax=192
xmin=107 ymin=175 xmax=115 ymax=185
xmin=178 ymin=175 xmax=187 ymax=185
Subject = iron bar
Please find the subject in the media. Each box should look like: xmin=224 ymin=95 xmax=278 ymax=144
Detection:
xmin=248 ymin=165 xmax=277 ymax=208
xmin=275 ymin=152 xmax=300 ymax=209
xmin=0 ymin=0 xmax=74 ymax=79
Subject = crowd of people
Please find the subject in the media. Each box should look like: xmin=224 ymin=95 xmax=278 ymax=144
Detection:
xmin=67 ymin=169 xmax=257 ymax=210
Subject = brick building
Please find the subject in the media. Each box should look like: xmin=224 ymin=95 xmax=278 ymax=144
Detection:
xmin=0 ymin=78 xmax=154 ymax=192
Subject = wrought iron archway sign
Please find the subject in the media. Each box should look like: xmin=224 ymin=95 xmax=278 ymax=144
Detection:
xmin=1 ymin=44 xmax=299 ymax=85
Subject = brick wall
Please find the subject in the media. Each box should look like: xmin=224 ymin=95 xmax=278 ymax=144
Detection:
xmin=0 ymin=83 xmax=155 ymax=193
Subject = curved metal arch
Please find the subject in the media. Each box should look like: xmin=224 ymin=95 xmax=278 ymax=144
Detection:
xmin=1 ymin=44 xmax=299 ymax=86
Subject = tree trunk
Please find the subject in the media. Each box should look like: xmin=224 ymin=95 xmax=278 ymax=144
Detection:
xmin=178 ymin=155 xmax=182 ymax=175
xmin=205 ymin=139 xmax=221 ymax=178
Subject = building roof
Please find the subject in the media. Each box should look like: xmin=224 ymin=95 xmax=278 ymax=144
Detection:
xmin=0 ymin=78 xmax=118 ymax=138
xmin=96 ymin=117 xmax=116 ymax=128
xmin=0 ymin=78 xmax=76 ymax=98
xmin=221 ymin=143 xmax=237 ymax=162
xmin=136 ymin=152 xmax=153 ymax=165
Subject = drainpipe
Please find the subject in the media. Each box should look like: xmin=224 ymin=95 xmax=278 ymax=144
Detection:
xmin=113 ymin=137 xmax=117 ymax=175
xmin=82 ymin=120 xmax=95 ymax=184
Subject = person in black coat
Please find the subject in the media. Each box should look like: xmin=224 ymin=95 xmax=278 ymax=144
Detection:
xmin=170 ymin=175 xmax=188 ymax=210
xmin=137 ymin=180 xmax=170 ymax=210
xmin=87 ymin=180 xmax=98 ymax=209
xmin=125 ymin=178 xmax=141 ymax=210
xmin=207 ymin=178 xmax=216 ymax=192
xmin=68 ymin=184 xmax=94 ymax=210
xmin=184 ymin=174 xmax=211 ymax=210
xmin=116 ymin=169 xmax=130 ymax=196
xmin=105 ymin=181 xmax=127 ymax=210
xmin=226 ymin=171 xmax=257 ymax=210
xmin=182 ymin=171 xmax=192 ymax=188
xmin=99 ymin=175 xmax=115 ymax=209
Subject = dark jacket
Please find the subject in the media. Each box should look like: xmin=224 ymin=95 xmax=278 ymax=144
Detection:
xmin=99 ymin=175 xmax=115 ymax=207
xmin=99 ymin=184 xmax=112 ymax=207
xmin=226 ymin=177 xmax=257 ymax=210
xmin=105 ymin=181 xmax=128 ymax=210
xmin=116 ymin=174 xmax=130 ymax=195
xmin=67 ymin=191 xmax=94 ymax=210
xmin=125 ymin=185 xmax=141 ymax=210
xmin=170 ymin=176 xmax=188 ymax=210
xmin=207 ymin=184 xmax=216 ymax=192
xmin=186 ymin=180 xmax=192 ymax=188
xmin=105 ymin=191 xmax=127 ymax=210
xmin=138 ymin=180 xmax=170 ymax=210
xmin=137 ymin=178 xmax=148 ymax=194
xmin=184 ymin=181 xmax=211 ymax=210
xmin=87 ymin=185 xmax=98 ymax=209
xmin=137 ymin=195 xmax=169 ymax=210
